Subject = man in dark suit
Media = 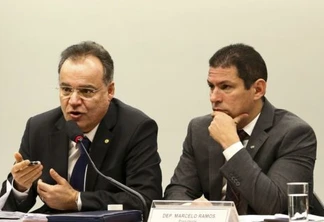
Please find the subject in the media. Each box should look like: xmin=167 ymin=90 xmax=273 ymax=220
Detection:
xmin=164 ymin=43 xmax=317 ymax=215
xmin=0 ymin=41 xmax=162 ymax=219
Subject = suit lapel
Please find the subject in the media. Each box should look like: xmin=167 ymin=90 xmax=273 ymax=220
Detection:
xmin=245 ymin=131 xmax=268 ymax=158
xmin=86 ymin=99 xmax=117 ymax=190
xmin=51 ymin=117 xmax=69 ymax=180
xmin=245 ymin=98 xmax=275 ymax=158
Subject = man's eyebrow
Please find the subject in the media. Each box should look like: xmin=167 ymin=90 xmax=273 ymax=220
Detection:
xmin=207 ymin=80 xmax=214 ymax=85
xmin=207 ymin=80 xmax=233 ymax=86
xmin=59 ymin=82 xmax=70 ymax=86
xmin=78 ymin=85 xmax=97 ymax=89
xmin=59 ymin=83 xmax=96 ymax=88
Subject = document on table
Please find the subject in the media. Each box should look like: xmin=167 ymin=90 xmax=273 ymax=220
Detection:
xmin=0 ymin=211 xmax=48 ymax=221
xmin=0 ymin=211 xmax=25 ymax=219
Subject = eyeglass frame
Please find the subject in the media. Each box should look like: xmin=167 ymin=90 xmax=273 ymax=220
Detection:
xmin=58 ymin=84 xmax=103 ymax=99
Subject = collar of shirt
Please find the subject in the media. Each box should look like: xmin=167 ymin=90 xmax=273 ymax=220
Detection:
xmin=242 ymin=113 xmax=260 ymax=137
xmin=83 ymin=124 xmax=99 ymax=142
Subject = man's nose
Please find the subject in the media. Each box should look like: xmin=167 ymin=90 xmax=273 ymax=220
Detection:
xmin=68 ymin=91 xmax=82 ymax=104
xmin=210 ymin=88 xmax=222 ymax=102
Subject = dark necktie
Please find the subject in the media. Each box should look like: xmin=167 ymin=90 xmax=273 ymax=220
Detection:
xmin=70 ymin=137 xmax=91 ymax=191
xmin=237 ymin=129 xmax=249 ymax=142
xmin=225 ymin=129 xmax=249 ymax=214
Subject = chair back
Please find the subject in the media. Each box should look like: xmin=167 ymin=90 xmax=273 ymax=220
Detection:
xmin=310 ymin=192 xmax=324 ymax=216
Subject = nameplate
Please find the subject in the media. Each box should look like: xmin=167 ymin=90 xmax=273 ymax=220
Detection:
xmin=150 ymin=208 xmax=228 ymax=221
xmin=148 ymin=200 xmax=239 ymax=222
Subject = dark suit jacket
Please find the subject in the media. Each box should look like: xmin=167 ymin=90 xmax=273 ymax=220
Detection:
xmin=1 ymin=98 xmax=162 ymax=215
xmin=164 ymin=98 xmax=316 ymax=215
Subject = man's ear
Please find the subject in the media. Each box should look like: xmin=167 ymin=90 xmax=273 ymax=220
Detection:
xmin=107 ymin=81 xmax=115 ymax=100
xmin=253 ymin=79 xmax=266 ymax=100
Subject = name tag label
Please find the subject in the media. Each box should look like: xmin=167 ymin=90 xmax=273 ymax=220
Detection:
xmin=150 ymin=209 xmax=228 ymax=221
xmin=148 ymin=200 xmax=238 ymax=222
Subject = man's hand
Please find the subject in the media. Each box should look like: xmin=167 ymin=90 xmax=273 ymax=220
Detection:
xmin=208 ymin=111 xmax=248 ymax=149
xmin=11 ymin=152 xmax=43 ymax=192
xmin=37 ymin=169 xmax=78 ymax=211
xmin=191 ymin=196 xmax=213 ymax=207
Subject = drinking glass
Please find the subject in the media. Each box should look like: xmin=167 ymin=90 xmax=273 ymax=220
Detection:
xmin=287 ymin=182 xmax=309 ymax=222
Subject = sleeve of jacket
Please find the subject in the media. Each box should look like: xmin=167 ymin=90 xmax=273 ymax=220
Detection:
xmin=164 ymin=119 xmax=203 ymax=200
xmin=221 ymin=121 xmax=316 ymax=215
xmin=0 ymin=117 xmax=38 ymax=212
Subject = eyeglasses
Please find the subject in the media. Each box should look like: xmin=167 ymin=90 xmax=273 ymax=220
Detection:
xmin=59 ymin=86 xmax=101 ymax=99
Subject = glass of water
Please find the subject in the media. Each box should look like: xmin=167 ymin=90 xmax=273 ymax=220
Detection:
xmin=287 ymin=182 xmax=309 ymax=222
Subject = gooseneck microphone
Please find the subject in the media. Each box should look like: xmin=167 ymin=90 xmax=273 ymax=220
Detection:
xmin=65 ymin=120 xmax=148 ymax=221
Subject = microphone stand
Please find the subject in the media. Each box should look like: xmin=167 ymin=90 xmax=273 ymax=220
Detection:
xmin=77 ymin=138 xmax=148 ymax=221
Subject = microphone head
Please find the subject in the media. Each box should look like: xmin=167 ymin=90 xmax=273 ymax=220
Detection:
xmin=65 ymin=120 xmax=84 ymax=142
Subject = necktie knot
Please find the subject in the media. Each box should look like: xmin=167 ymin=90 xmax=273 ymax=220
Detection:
xmin=80 ymin=137 xmax=91 ymax=154
xmin=237 ymin=129 xmax=249 ymax=142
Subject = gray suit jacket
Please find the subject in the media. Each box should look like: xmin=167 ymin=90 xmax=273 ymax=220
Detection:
xmin=164 ymin=98 xmax=316 ymax=215
xmin=1 ymin=98 xmax=162 ymax=215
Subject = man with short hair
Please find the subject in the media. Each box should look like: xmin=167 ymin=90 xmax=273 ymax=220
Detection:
xmin=164 ymin=43 xmax=316 ymax=215
xmin=0 ymin=41 xmax=162 ymax=220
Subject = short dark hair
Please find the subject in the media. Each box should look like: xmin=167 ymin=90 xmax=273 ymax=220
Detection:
xmin=209 ymin=43 xmax=267 ymax=89
xmin=58 ymin=41 xmax=114 ymax=84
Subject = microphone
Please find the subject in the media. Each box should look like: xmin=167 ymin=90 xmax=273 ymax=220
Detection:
xmin=65 ymin=120 xmax=148 ymax=221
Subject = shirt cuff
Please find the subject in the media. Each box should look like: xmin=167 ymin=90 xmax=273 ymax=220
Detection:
xmin=223 ymin=141 xmax=243 ymax=161
xmin=12 ymin=180 xmax=29 ymax=201
xmin=76 ymin=192 xmax=82 ymax=211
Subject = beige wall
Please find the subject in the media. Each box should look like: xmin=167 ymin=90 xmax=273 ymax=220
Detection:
xmin=0 ymin=0 xmax=323 ymax=205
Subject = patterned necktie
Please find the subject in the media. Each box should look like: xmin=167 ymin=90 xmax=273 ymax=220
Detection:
xmin=70 ymin=137 xmax=91 ymax=191
xmin=225 ymin=129 xmax=249 ymax=214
